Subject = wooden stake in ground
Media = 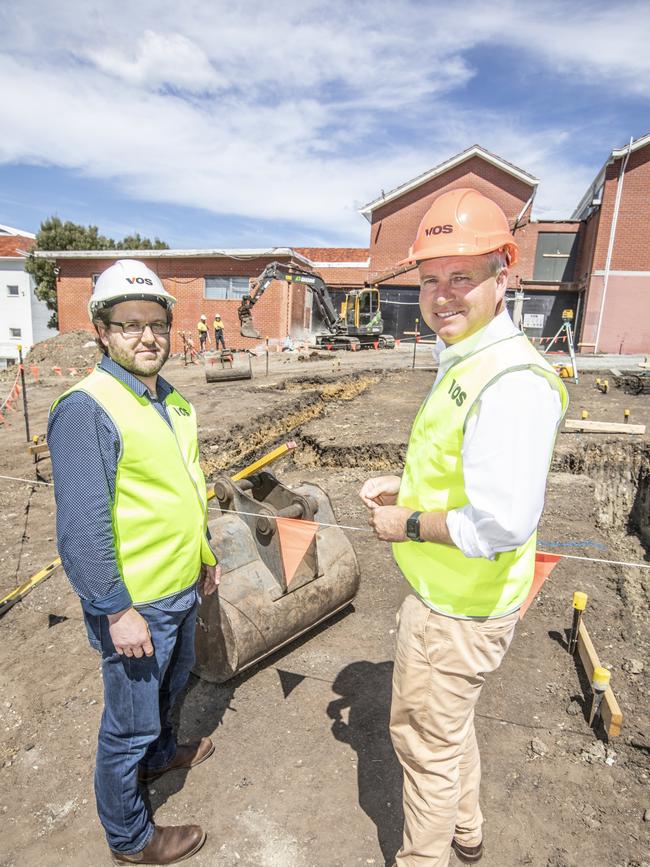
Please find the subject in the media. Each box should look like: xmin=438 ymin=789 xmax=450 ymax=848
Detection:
xmin=575 ymin=619 xmax=623 ymax=737
xmin=16 ymin=344 xmax=31 ymax=442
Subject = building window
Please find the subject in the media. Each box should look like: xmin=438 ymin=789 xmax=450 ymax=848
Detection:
xmin=533 ymin=233 xmax=578 ymax=283
xmin=7 ymin=285 xmax=19 ymax=297
xmin=205 ymin=276 xmax=250 ymax=300
xmin=9 ymin=327 xmax=22 ymax=338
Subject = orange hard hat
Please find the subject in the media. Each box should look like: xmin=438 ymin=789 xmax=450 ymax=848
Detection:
xmin=401 ymin=187 xmax=518 ymax=267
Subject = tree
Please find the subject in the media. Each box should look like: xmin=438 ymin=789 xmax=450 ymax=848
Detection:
xmin=25 ymin=217 xmax=169 ymax=328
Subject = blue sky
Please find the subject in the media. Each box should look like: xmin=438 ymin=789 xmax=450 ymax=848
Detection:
xmin=1 ymin=0 xmax=648 ymax=248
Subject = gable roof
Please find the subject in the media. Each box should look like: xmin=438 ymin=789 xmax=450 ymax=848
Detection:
xmin=359 ymin=145 xmax=538 ymax=220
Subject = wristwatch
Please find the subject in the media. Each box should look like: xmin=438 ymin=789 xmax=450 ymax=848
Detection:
xmin=406 ymin=511 xmax=424 ymax=542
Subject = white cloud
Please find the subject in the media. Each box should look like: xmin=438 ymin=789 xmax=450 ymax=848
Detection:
xmin=0 ymin=0 xmax=647 ymax=243
xmin=87 ymin=30 xmax=224 ymax=93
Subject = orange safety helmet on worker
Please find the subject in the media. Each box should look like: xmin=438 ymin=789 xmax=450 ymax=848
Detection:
xmin=400 ymin=187 xmax=519 ymax=267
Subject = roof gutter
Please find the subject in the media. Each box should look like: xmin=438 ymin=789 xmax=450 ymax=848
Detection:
xmin=34 ymin=247 xmax=313 ymax=267
xmin=513 ymin=187 xmax=537 ymax=231
xmin=594 ymin=136 xmax=633 ymax=354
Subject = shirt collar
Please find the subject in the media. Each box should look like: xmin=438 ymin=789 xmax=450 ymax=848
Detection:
xmin=434 ymin=309 xmax=519 ymax=366
xmin=99 ymin=354 xmax=174 ymax=401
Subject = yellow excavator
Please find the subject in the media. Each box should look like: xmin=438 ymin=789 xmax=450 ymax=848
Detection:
xmin=238 ymin=261 xmax=396 ymax=349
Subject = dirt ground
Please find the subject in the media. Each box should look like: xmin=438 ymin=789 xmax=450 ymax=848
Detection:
xmin=1 ymin=341 xmax=649 ymax=867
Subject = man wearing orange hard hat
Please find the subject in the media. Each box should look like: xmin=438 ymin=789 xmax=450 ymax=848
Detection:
xmin=360 ymin=189 xmax=569 ymax=866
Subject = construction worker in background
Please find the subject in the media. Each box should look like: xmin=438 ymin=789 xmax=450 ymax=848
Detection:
xmin=197 ymin=314 xmax=210 ymax=353
xmin=48 ymin=260 xmax=219 ymax=865
xmin=360 ymin=189 xmax=568 ymax=866
xmin=213 ymin=313 xmax=226 ymax=350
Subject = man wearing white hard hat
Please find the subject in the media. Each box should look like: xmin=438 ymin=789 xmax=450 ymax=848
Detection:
xmin=48 ymin=260 xmax=219 ymax=864
xmin=360 ymin=190 xmax=568 ymax=865
xmin=196 ymin=314 xmax=209 ymax=353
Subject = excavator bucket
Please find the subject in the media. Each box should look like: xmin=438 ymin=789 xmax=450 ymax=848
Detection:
xmin=239 ymin=311 xmax=261 ymax=340
xmin=205 ymin=351 xmax=252 ymax=383
xmin=193 ymin=470 xmax=360 ymax=682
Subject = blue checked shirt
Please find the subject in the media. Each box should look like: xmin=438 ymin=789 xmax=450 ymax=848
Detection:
xmin=48 ymin=355 xmax=204 ymax=616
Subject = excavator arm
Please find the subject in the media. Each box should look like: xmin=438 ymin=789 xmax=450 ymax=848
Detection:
xmin=238 ymin=261 xmax=342 ymax=339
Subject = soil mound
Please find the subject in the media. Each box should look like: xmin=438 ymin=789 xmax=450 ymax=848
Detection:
xmin=26 ymin=330 xmax=100 ymax=371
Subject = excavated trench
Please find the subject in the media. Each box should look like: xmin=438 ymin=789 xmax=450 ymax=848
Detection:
xmin=552 ymin=440 xmax=650 ymax=617
xmin=552 ymin=440 xmax=650 ymax=550
xmin=200 ymin=372 xmax=381 ymax=476
xmin=295 ymin=436 xmax=407 ymax=469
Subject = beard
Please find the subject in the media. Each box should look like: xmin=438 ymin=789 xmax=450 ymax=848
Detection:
xmin=108 ymin=341 xmax=170 ymax=378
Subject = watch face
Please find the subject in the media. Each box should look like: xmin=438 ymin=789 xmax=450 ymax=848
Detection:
xmin=406 ymin=513 xmax=420 ymax=541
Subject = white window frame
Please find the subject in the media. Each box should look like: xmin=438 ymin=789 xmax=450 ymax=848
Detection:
xmin=6 ymin=284 xmax=19 ymax=297
xmin=204 ymin=276 xmax=250 ymax=300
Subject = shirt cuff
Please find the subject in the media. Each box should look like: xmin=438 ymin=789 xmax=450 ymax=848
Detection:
xmin=445 ymin=508 xmax=496 ymax=560
xmin=83 ymin=585 xmax=133 ymax=616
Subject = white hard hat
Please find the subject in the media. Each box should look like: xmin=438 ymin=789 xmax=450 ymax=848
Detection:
xmin=214 ymin=313 xmax=221 ymax=318
xmin=200 ymin=314 xmax=207 ymax=320
xmin=88 ymin=259 xmax=176 ymax=320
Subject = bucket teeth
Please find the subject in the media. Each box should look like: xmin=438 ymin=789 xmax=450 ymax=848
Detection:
xmin=240 ymin=318 xmax=261 ymax=339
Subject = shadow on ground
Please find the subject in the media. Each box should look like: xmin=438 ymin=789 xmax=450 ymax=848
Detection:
xmin=328 ymin=660 xmax=403 ymax=867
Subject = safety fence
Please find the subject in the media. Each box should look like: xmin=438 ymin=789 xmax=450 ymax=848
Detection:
xmin=0 ymin=368 xmax=21 ymax=425
xmin=530 ymin=334 xmax=569 ymax=344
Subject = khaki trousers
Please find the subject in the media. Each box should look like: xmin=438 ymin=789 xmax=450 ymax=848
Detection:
xmin=390 ymin=593 xmax=519 ymax=866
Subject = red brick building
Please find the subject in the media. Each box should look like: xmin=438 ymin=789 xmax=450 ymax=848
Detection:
xmin=44 ymin=248 xmax=320 ymax=353
xmin=40 ymin=136 xmax=650 ymax=354
xmin=359 ymin=138 xmax=650 ymax=353
xmin=571 ymin=134 xmax=650 ymax=354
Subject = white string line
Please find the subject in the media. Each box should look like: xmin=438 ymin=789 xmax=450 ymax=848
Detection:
xmin=0 ymin=474 xmax=53 ymax=486
xmin=207 ymin=505 xmax=373 ymax=533
xmin=538 ymin=550 xmax=650 ymax=570
xmin=1 ymin=474 xmax=648 ymax=568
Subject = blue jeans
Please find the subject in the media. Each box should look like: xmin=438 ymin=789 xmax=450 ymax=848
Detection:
xmin=214 ymin=331 xmax=226 ymax=350
xmin=85 ymin=602 xmax=199 ymax=854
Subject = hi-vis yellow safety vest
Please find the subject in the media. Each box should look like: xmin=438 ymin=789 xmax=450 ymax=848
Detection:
xmin=52 ymin=368 xmax=216 ymax=606
xmin=393 ymin=333 xmax=568 ymax=618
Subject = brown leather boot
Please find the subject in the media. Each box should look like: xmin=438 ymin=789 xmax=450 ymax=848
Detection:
xmin=110 ymin=824 xmax=206 ymax=864
xmin=139 ymin=737 xmax=214 ymax=783
xmin=451 ymin=836 xmax=484 ymax=863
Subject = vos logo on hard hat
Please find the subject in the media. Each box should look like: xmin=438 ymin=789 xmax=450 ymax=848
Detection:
xmin=126 ymin=277 xmax=154 ymax=285
xmin=424 ymin=225 xmax=453 ymax=237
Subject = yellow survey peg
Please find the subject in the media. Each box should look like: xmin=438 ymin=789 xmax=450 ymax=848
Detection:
xmin=568 ymin=591 xmax=588 ymax=655
xmin=589 ymin=666 xmax=611 ymax=726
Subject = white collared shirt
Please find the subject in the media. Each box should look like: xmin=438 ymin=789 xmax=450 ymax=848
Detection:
xmin=434 ymin=311 xmax=563 ymax=559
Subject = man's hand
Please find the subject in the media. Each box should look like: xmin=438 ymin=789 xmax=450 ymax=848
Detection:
xmin=201 ymin=562 xmax=221 ymax=596
xmin=107 ymin=607 xmax=154 ymax=658
xmin=368 ymin=505 xmax=412 ymax=542
xmin=359 ymin=475 xmax=402 ymax=509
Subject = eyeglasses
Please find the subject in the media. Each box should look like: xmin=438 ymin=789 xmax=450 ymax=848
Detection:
xmin=108 ymin=321 xmax=171 ymax=337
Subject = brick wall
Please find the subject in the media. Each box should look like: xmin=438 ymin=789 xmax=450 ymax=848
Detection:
xmin=294 ymin=247 xmax=369 ymax=288
xmin=592 ymin=146 xmax=650 ymax=272
xmin=56 ymin=254 xmax=306 ymax=352
xmin=512 ymin=220 xmax=582 ymax=289
xmin=579 ymin=142 xmax=650 ymax=351
xmin=367 ymin=156 xmax=534 ymax=285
